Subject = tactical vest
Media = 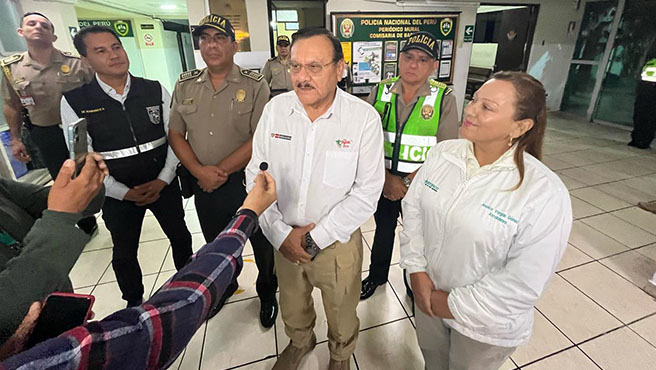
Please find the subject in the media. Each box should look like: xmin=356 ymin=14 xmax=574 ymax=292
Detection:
xmin=373 ymin=77 xmax=446 ymax=174
xmin=641 ymin=58 xmax=656 ymax=83
xmin=64 ymin=76 xmax=167 ymax=187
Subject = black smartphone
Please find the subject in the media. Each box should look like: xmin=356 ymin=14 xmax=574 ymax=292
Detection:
xmin=67 ymin=118 xmax=88 ymax=178
xmin=25 ymin=293 xmax=94 ymax=348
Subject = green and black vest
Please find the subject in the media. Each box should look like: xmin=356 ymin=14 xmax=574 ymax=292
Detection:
xmin=373 ymin=77 xmax=448 ymax=174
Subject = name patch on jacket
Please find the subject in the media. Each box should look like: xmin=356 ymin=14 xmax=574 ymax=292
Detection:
xmin=270 ymin=132 xmax=291 ymax=141
xmin=481 ymin=203 xmax=519 ymax=225
xmin=146 ymin=106 xmax=160 ymax=124
xmin=424 ymin=180 xmax=439 ymax=192
xmin=81 ymin=107 xmax=105 ymax=114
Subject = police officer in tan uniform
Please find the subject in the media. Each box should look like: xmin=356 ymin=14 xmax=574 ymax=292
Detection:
xmin=262 ymin=35 xmax=293 ymax=96
xmin=1 ymin=12 xmax=97 ymax=234
xmin=360 ymin=31 xmax=459 ymax=301
xmin=168 ymin=14 xmax=278 ymax=327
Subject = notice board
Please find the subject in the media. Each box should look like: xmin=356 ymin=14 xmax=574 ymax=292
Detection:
xmin=331 ymin=12 xmax=459 ymax=94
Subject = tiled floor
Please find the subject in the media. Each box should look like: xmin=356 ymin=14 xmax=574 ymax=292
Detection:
xmin=69 ymin=112 xmax=656 ymax=369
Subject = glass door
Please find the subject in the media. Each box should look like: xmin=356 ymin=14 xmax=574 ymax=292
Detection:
xmin=561 ymin=0 xmax=618 ymax=117
xmin=593 ymin=0 xmax=656 ymax=126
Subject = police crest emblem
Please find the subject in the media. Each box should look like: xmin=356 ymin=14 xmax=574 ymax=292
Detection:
xmin=421 ymin=104 xmax=434 ymax=120
xmin=146 ymin=106 xmax=161 ymax=124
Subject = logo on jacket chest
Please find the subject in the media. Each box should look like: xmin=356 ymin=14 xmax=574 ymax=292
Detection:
xmin=146 ymin=105 xmax=160 ymax=124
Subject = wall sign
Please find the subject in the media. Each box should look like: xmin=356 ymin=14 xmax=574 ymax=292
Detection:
xmin=78 ymin=19 xmax=134 ymax=37
xmin=331 ymin=12 xmax=459 ymax=93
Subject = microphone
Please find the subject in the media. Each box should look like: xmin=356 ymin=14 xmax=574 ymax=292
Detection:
xmin=259 ymin=162 xmax=269 ymax=171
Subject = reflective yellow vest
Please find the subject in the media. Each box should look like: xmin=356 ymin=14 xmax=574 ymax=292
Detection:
xmin=641 ymin=58 xmax=656 ymax=83
xmin=373 ymin=77 xmax=449 ymax=173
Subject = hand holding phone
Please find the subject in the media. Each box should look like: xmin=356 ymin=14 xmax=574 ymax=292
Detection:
xmin=25 ymin=293 xmax=94 ymax=349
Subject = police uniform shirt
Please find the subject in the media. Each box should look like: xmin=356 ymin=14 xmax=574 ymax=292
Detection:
xmin=1 ymin=49 xmax=94 ymax=126
xmin=169 ymin=64 xmax=270 ymax=166
xmin=366 ymin=79 xmax=459 ymax=143
xmin=60 ymin=74 xmax=179 ymax=200
xmin=262 ymin=57 xmax=293 ymax=92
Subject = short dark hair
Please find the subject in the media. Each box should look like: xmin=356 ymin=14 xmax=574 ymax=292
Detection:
xmin=291 ymin=27 xmax=344 ymax=62
xmin=73 ymin=26 xmax=122 ymax=57
xmin=22 ymin=12 xmax=54 ymax=32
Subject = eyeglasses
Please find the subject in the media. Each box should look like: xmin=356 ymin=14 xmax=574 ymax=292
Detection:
xmin=289 ymin=61 xmax=335 ymax=75
xmin=401 ymin=52 xmax=433 ymax=65
xmin=199 ymin=33 xmax=231 ymax=44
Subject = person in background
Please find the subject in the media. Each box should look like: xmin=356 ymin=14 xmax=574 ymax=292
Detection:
xmin=628 ymin=49 xmax=656 ymax=150
xmin=61 ymin=26 xmax=193 ymax=308
xmin=400 ymin=72 xmax=572 ymax=370
xmin=0 ymin=170 xmax=277 ymax=370
xmin=0 ymin=12 xmax=97 ymax=234
xmin=360 ymin=31 xmax=459 ymax=301
xmin=0 ymin=154 xmax=107 ymax=360
xmin=246 ymin=28 xmax=384 ymax=370
xmin=262 ymin=35 xmax=293 ymax=97
xmin=168 ymin=14 xmax=277 ymax=326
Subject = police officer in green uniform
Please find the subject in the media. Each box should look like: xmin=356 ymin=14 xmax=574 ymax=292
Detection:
xmin=262 ymin=35 xmax=293 ymax=96
xmin=360 ymin=31 xmax=459 ymax=300
xmin=168 ymin=14 xmax=278 ymax=327
xmin=629 ymin=53 xmax=656 ymax=150
xmin=0 ymin=12 xmax=97 ymax=234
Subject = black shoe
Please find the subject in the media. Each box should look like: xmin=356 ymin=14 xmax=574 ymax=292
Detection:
xmin=126 ymin=298 xmax=143 ymax=308
xmin=360 ymin=276 xmax=385 ymax=300
xmin=78 ymin=217 xmax=98 ymax=236
xmin=259 ymin=297 xmax=278 ymax=328
xmin=628 ymin=141 xmax=650 ymax=149
xmin=207 ymin=280 xmax=238 ymax=320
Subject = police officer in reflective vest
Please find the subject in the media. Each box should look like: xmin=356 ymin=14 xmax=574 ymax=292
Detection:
xmin=361 ymin=31 xmax=459 ymax=300
xmin=629 ymin=56 xmax=656 ymax=150
xmin=262 ymin=35 xmax=293 ymax=97
xmin=61 ymin=26 xmax=193 ymax=308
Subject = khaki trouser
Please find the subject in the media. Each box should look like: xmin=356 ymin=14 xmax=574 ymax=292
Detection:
xmin=416 ymin=308 xmax=516 ymax=370
xmin=275 ymin=229 xmax=363 ymax=361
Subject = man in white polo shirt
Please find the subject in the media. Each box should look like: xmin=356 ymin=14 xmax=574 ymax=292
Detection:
xmin=245 ymin=28 xmax=384 ymax=370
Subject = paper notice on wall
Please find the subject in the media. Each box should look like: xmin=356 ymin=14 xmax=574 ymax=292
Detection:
xmin=352 ymin=41 xmax=383 ymax=84
xmin=341 ymin=42 xmax=352 ymax=65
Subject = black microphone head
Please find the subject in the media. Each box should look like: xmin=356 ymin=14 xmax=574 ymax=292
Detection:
xmin=259 ymin=162 xmax=269 ymax=171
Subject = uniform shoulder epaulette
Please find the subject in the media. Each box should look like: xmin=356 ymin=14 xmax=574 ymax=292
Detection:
xmin=444 ymin=87 xmax=453 ymax=95
xmin=267 ymin=57 xmax=277 ymax=61
xmin=241 ymin=68 xmax=264 ymax=82
xmin=1 ymin=54 xmax=23 ymax=67
xmin=61 ymin=51 xmax=81 ymax=58
xmin=429 ymin=79 xmax=448 ymax=90
xmin=179 ymin=69 xmax=202 ymax=82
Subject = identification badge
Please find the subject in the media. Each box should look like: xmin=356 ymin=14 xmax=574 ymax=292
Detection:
xmin=20 ymin=96 xmax=35 ymax=106
xmin=236 ymin=89 xmax=246 ymax=102
xmin=181 ymin=98 xmax=193 ymax=105
xmin=146 ymin=106 xmax=161 ymax=124
xmin=421 ymin=104 xmax=434 ymax=120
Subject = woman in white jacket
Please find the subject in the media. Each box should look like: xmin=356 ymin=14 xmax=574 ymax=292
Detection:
xmin=400 ymin=72 xmax=572 ymax=370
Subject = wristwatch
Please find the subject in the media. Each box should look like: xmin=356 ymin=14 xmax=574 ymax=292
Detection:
xmin=402 ymin=176 xmax=412 ymax=188
xmin=305 ymin=232 xmax=321 ymax=260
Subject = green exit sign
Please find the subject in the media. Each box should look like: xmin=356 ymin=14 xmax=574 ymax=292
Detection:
xmin=464 ymin=25 xmax=474 ymax=42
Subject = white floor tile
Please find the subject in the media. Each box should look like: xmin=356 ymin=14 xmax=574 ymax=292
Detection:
xmin=98 ymin=238 xmax=169 ymax=284
xmin=570 ymin=187 xmax=632 ymax=212
xmin=611 ymin=207 xmax=656 ymax=235
xmin=226 ymin=256 xmax=260 ymax=303
xmin=536 ymin=275 xmax=622 ymax=343
xmin=354 ymin=319 xmax=423 ymax=369
xmin=557 ymin=244 xmax=593 ymax=272
xmin=201 ymin=298 xmax=276 ymax=369
xmin=560 ymin=262 xmax=656 ymax=324
xmin=522 ymin=347 xmax=599 ymax=370
xmin=387 ymin=264 xmax=413 ymax=315
xmin=556 ymin=173 xmax=587 ymax=191
xmin=580 ymin=327 xmax=656 ymax=370
xmin=150 ymin=269 xmax=177 ymax=298
xmin=511 ymin=310 xmax=573 ymax=366
xmin=184 ymin=210 xmax=203 ymax=234
xmin=600 ymin=250 xmax=656 ymax=292
xmin=83 ymin=223 xmax=113 ymax=252
xmin=70 ymin=248 xmax=113 ymax=288
xmin=361 ymin=216 xmax=376 ymax=233
xmin=581 ymin=214 xmax=656 ymax=249
xmin=558 ymin=168 xmax=611 ymax=186
xmin=630 ymin=314 xmax=656 ymax=347
xmin=91 ymin=274 xmax=157 ymax=320
xmin=568 ymin=221 xmax=629 ymax=259
xmin=570 ymin=196 xmax=604 ymax=219
xmin=234 ymin=357 xmax=276 ymax=369
xmin=357 ymin=272 xmax=407 ymax=330
xmin=542 ymin=155 xmax=576 ymax=171
xmin=139 ymin=215 xmax=167 ymax=243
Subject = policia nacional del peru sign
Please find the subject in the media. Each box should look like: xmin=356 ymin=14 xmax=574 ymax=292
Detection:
xmin=331 ymin=12 xmax=459 ymax=94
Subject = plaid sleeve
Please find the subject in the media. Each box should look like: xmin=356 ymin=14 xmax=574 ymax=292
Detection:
xmin=0 ymin=212 xmax=258 ymax=370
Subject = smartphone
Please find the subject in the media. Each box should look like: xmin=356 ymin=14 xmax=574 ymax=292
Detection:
xmin=25 ymin=292 xmax=94 ymax=348
xmin=67 ymin=118 xmax=88 ymax=178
